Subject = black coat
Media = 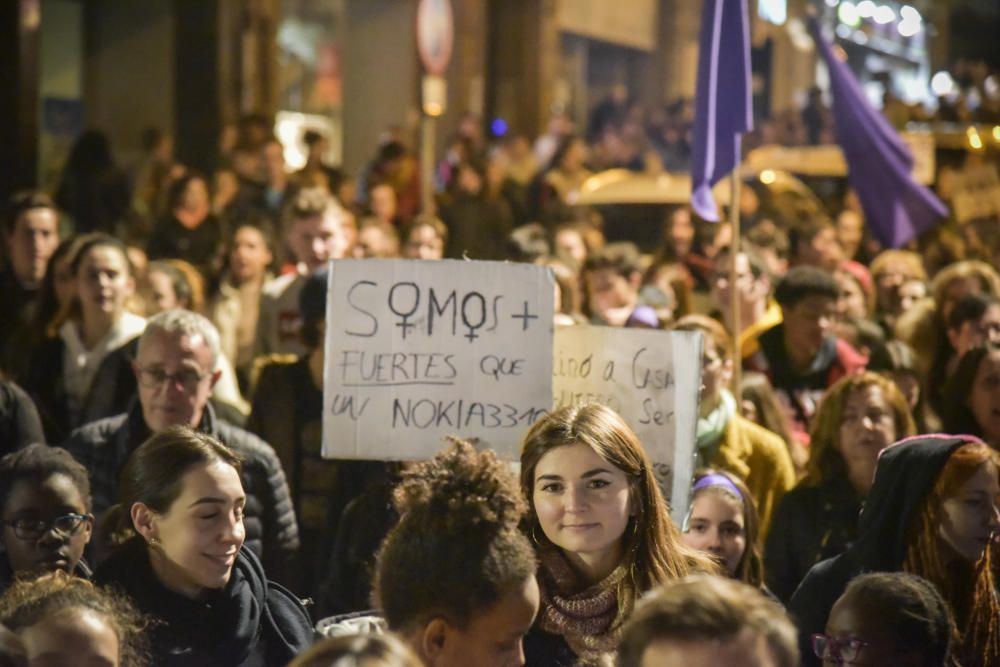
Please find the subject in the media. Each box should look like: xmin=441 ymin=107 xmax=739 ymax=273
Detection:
xmin=61 ymin=402 xmax=300 ymax=585
xmin=764 ymin=475 xmax=861 ymax=602
xmin=96 ymin=538 xmax=312 ymax=667
xmin=787 ymin=436 xmax=967 ymax=666
xmin=0 ymin=379 xmax=45 ymax=452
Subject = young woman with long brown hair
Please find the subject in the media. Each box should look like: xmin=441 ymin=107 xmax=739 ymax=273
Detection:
xmin=519 ymin=403 xmax=713 ymax=666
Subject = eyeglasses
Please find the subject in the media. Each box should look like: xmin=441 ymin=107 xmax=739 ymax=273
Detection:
xmin=2 ymin=513 xmax=93 ymax=541
xmin=812 ymin=633 xmax=869 ymax=663
xmin=136 ymin=365 xmax=210 ymax=393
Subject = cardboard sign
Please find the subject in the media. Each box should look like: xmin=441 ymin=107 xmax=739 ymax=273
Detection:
xmin=952 ymin=164 xmax=1000 ymax=224
xmin=322 ymin=259 xmax=554 ymax=460
xmin=553 ymin=327 xmax=703 ymax=523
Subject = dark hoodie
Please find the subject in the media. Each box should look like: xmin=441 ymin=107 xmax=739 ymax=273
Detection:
xmin=95 ymin=537 xmax=312 ymax=666
xmin=787 ymin=435 xmax=971 ymax=666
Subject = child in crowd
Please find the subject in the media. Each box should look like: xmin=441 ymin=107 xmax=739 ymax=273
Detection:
xmin=682 ymin=470 xmax=766 ymax=591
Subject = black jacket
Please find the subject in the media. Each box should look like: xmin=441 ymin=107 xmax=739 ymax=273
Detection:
xmin=764 ymin=474 xmax=861 ymax=602
xmin=787 ymin=436 xmax=968 ymax=666
xmin=96 ymin=538 xmax=312 ymax=667
xmin=61 ymin=402 xmax=299 ymax=584
xmin=0 ymin=379 xmax=45 ymax=453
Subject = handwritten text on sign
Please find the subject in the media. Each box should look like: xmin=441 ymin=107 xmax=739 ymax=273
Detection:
xmin=323 ymin=259 xmax=554 ymax=460
xmin=553 ymin=327 xmax=703 ymax=522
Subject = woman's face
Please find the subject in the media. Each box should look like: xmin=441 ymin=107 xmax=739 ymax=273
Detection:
xmin=19 ymin=608 xmax=119 ymax=667
xmin=834 ymin=271 xmax=867 ymax=319
xmin=937 ymin=462 xmax=1000 ymax=564
xmin=969 ymin=349 xmax=1000 ymax=445
xmin=1 ymin=473 xmax=91 ymax=576
xmin=948 ymin=304 xmax=1000 ymax=360
xmin=402 ymin=225 xmax=444 ymax=261
xmin=669 ymin=209 xmax=695 ymax=256
xmin=681 ymin=490 xmax=746 ymax=577
xmin=143 ymin=461 xmax=246 ymax=598
xmin=554 ymin=229 xmax=587 ymax=267
xmin=837 ymin=385 xmax=897 ymax=493
xmin=532 ymin=443 xmax=632 ymax=577
xmin=180 ymin=177 xmax=210 ymax=211
xmin=821 ymin=594 xmax=909 ymax=667
xmin=941 ymin=276 xmax=984 ymax=322
xmin=145 ymin=270 xmax=179 ymax=315
xmin=229 ymin=226 xmax=272 ymax=284
xmin=76 ymin=246 xmax=134 ymax=322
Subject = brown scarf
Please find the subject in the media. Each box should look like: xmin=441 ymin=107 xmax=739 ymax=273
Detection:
xmin=536 ymin=546 xmax=628 ymax=659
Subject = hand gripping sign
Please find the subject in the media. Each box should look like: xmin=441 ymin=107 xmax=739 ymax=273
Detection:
xmin=322 ymin=259 xmax=554 ymax=460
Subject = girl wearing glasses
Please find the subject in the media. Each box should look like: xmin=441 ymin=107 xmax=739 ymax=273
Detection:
xmin=519 ymin=403 xmax=713 ymax=666
xmin=789 ymin=435 xmax=1000 ymax=666
xmin=94 ymin=426 xmax=312 ymax=666
xmin=0 ymin=444 xmax=93 ymax=591
xmin=815 ymin=572 xmax=954 ymax=667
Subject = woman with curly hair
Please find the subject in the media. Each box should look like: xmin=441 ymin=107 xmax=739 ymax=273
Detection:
xmin=765 ymin=372 xmax=915 ymax=601
xmin=791 ymin=435 xmax=1000 ymax=666
xmin=519 ymin=403 xmax=714 ymax=666
xmin=374 ymin=439 xmax=540 ymax=667
xmin=0 ymin=570 xmax=148 ymax=666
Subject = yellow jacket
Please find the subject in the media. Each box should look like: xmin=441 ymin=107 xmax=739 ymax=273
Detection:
xmin=709 ymin=413 xmax=796 ymax=539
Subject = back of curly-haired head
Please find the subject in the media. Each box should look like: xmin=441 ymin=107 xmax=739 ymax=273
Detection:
xmin=617 ymin=575 xmax=798 ymax=667
xmin=841 ymin=572 xmax=953 ymax=667
xmin=374 ymin=439 xmax=536 ymax=633
xmin=0 ymin=571 xmax=149 ymax=666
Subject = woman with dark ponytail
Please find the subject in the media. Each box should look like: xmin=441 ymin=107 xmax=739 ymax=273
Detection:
xmin=94 ymin=426 xmax=312 ymax=666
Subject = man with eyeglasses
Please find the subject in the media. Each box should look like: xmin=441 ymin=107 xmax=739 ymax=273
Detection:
xmin=61 ymin=309 xmax=299 ymax=586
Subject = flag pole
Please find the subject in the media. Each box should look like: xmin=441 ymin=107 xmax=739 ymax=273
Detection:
xmin=730 ymin=168 xmax=742 ymax=396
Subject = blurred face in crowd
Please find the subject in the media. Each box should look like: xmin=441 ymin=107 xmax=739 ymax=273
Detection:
xmin=874 ymin=260 xmax=921 ymax=315
xmin=1 ymin=472 xmax=91 ymax=577
xmin=286 ymin=208 xmax=353 ymax=272
xmin=178 ymin=177 xmax=210 ymax=214
xmin=712 ymin=253 xmax=768 ymax=313
xmin=76 ymin=245 xmax=135 ymax=325
xmin=682 ymin=490 xmax=745 ymax=577
xmin=19 ymin=608 xmax=120 ymax=667
xmin=834 ymin=271 xmax=868 ymax=320
xmin=355 ymin=224 xmax=399 ymax=259
xmin=263 ymin=140 xmax=286 ymax=184
xmin=402 ymin=224 xmax=444 ymax=261
xmin=968 ymin=348 xmax=1000 ymax=446
xmin=796 ymin=226 xmax=842 ymax=271
xmin=941 ymin=276 xmax=986 ymax=322
xmin=781 ymin=295 xmax=837 ymax=362
xmin=370 ymin=184 xmax=397 ymax=222
xmin=837 ymin=384 xmax=896 ymax=494
xmin=134 ymin=329 xmax=220 ymax=432
xmin=419 ymin=575 xmax=539 ymax=667
xmin=559 ymin=139 xmax=586 ymax=173
xmin=639 ymin=631 xmax=781 ymax=667
xmin=456 ymin=164 xmax=484 ymax=196
xmin=937 ymin=462 xmax=1000 ymax=564
xmin=145 ymin=269 xmax=181 ymax=315
xmin=554 ymin=228 xmax=587 ymax=267
xmin=533 ymin=443 xmax=632 ymax=582
xmin=229 ymin=226 xmax=272 ymax=285
xmin=699 ymin=342 xmax=733 ymax=416
xmin=835 ymin=210 xmax=863 ymax=260
xmin=134 ymin=461 xmax=246 ymax=598
xmin=948 ymin=304 xmax=1000 ymax=360
xmin=820 ymin=593 xmax=910 ymax=667
xmin=7 ymin=207 xmax=59 ymax=288
xmin=896 ymin=279 xmax=927 ymax=315
xmin=584 ymin=268 xmax=639 ymax=327
xmin=668 ymin=208 xmax=695 ymax=257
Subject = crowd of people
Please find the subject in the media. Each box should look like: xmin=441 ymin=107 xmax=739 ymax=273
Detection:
xmin=0 ymin=95 xmax=999 ymax=666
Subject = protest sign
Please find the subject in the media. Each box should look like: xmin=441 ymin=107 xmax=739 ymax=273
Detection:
xmin=553 ymin=326 xmax=703 ymax=523
xmin=951 ymin=164 xmax=1000 ymax=224
xmin=322 ymin=259 xmax=554 ymax=460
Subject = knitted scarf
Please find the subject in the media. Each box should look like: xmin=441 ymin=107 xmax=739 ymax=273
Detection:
xmin=536 ymin=546 xmax=628 ymax=659
xmin=695 ymin=389 xmax=737 ymax=466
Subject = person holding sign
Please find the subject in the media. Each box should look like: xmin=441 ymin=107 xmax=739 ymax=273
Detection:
xmin=671 ymin=315 xmax=795 ymax=537
xmin=519 ymin=403 xmax=713 ymax=666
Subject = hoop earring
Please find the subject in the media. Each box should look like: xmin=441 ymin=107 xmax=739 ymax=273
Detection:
xmin=530 ymin=524 xmax=545 ymax=546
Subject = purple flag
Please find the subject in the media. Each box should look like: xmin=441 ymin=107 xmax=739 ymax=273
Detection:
xmin=691 ymin=0 xmax=753 ymax=222
xmin=809 ymin=19 xmax=947 ymax=248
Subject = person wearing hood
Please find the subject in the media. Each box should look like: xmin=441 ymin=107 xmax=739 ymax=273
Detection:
xmin=94 ymin=426 xmax=312 ymax=666
xmin=788 ymin=434 xmax=1000 ymax=667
